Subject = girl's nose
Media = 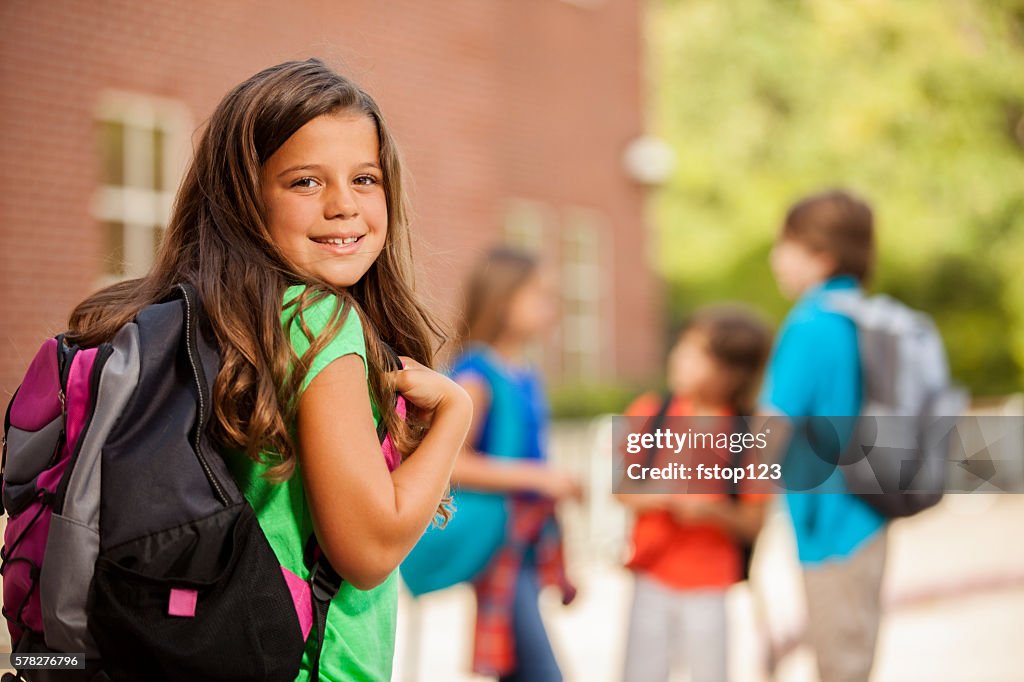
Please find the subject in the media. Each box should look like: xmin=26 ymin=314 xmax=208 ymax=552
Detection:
xmin=325 ymin=185 xmax=360 ymax=219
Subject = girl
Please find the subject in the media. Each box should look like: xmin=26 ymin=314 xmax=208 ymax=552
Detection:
xmin=450 ymin=247 xmax=581 ymax=682
xmin=66 ymin=58 xmax=471 ymax=681
xmin=616 ymin=305 xmax=772 ymax=682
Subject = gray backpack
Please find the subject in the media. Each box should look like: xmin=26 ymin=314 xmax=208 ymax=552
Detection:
xmin=827 ymin=292 xmax=969 ymax=518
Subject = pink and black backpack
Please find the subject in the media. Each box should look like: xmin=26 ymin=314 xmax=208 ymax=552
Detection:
xmin=1 ymin=284 xmax=402 ymax=681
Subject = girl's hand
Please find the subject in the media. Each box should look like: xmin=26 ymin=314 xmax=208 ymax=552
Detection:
xmin=389 ymin=356 xmax=471 ymax=417
xmin=667 ymin=495 xmax=721 ymax=523
xmin=538 ymin=469 xmax=584 ymax=502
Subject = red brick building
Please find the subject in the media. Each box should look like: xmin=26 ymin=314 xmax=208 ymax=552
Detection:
xmin=0 ymin=0 xmax=662 ymax=401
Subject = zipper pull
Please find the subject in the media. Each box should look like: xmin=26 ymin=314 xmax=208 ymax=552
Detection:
xmin=59 ymin=389 xmax=67 ymax=431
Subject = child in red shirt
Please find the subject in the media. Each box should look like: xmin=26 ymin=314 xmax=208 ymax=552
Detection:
xmin=617 ymin=305 xmax=772 ymax=682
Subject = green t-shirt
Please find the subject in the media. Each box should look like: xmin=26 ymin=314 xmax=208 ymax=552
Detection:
xmin=228 ymin=285 xmax=397 ymax=682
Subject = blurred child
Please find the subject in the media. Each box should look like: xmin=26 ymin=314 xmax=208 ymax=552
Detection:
xmin=760 ymin=188 xmax=887 ymax=682
xmin=449 ymin=247 xmax=582 ymax=682
xmin=617 ymin=306 xmax=772 ymax=682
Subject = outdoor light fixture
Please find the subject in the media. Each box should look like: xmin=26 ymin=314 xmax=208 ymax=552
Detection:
xmin=622 ymin=134 xmax=675 ymax=186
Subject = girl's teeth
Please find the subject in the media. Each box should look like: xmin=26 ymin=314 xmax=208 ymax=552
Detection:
xmin=320 ymin=237 xmax=359 ymax=245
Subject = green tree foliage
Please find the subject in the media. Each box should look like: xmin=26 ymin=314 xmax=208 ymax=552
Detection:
xmin=651 ymin=0 xmax=1024 ymax=396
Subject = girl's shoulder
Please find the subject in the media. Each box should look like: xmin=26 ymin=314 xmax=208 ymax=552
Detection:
xmin=625 ymin=392 xmax=664 ymax=417
xmin=451 ymin=344 xmax=538 ymax=382
xmin=282 ymin=284 xmax=369 ymax=391
xmin=625 ymin=392 xmax=696 ymax=417
xmin=283 ymin=284 xmax=363 ymax=324
xmin=450 ymin=344 xmax=489 ymax=373
xmin=283 ymin=284 xmax=364 ymax=335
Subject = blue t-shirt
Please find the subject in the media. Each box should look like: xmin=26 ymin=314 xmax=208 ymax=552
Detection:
xmin=449 ymin=344 xmax=549 ymax=463
xmin=759 ymin=276 xmax=886 ymax=565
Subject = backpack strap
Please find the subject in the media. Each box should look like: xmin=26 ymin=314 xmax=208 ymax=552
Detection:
xmin=306 ymin=551 xmax=343 ymax=682
xmin=643 ymin=392 xmax=675 ymax=469
xmin=379 ymin=340 xmax=402 ymax=371
xmin=727 ymin=416 xmax=756 ymax=580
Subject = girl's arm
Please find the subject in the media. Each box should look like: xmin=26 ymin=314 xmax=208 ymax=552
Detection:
xmin=449 ymin=375 xmax=581 ymax=501
xmin=668 ymin=496 xmax=768 ymax=542
xmin=298 ymin=354 xmax=472 ymax=590
xmin=613 ymin=493 xmax=671 ymax=513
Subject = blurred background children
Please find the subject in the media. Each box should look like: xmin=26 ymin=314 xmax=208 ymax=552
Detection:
xmin=616 ymin=305 xmax=772 ymax=682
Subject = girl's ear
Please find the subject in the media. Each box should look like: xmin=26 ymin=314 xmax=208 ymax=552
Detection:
xmin=816 ymin=250 xmax=840 ymax=279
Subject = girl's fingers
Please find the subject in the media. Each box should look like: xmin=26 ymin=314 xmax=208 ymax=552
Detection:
xmin=396 ymin=355 xmax=424 ymax=370
xmin=387 ymin=359 xmax=431 ymax=397
xmin=389 ymin=368 xmax=417 ymax=392
xmin=386 ymin=356 xmax=416 ymax=386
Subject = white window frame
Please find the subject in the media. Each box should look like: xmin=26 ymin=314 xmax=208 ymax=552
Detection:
xmin=561 ymin=207 xmax=608 ymax=382
xmin=94 ymin=91 xmax=191 ymax=282
xmin=503 ymin=199 xmax=549 ymax=253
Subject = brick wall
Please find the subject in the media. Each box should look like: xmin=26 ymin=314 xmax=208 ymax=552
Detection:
xmin=0 ymin=0 xmax=661 ymax=399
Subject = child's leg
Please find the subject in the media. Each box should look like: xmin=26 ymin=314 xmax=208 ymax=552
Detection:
xmin=499 ymin=564 xmax=562 ymax=682
xmin=676 ymin=589 xmax=729 ymax=682
xmin=802 ymin=530 xmax=887 ymax=682
xmin=622 ymin=573 xmax=675 ymax=682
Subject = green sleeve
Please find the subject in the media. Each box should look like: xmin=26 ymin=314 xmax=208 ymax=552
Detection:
xmin=284 ymin=289 xmax=368 ymax=395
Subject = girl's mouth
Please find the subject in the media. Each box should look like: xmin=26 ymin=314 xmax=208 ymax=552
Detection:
xmin=310 ymin=234 xmax=364 ymax=255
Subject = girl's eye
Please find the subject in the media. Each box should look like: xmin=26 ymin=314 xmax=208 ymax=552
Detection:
xmin=354 ymin=175 xmax=380 ymax=186
xmin=291 ymin=177 xmax=319 ymax=189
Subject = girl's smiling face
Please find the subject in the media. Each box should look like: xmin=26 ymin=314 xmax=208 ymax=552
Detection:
xmin=668 ymin=329 xmax=717 ymax=400
xmin=260 ymin=112 xmax=388 ymax=287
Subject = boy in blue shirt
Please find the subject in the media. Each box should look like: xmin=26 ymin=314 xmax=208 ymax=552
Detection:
xmin=760 ymin=189 xmax=887 ymax=682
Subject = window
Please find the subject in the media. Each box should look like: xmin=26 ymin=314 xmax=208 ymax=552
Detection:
xmin=95 ymin=92 xmax=190 ymax=281
xmin=503 ymin=200 xmax=610 ymax=381
xmin=561 ymin=208 xmax=606 ymax=381
xmin=503 ymin=199 xmax=548 ymax=253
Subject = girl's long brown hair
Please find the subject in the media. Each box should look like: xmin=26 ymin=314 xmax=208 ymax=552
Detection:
xmin=67 ymin=58 xmax=446 ymax=483
xmin=455 ymin=247 xmax=539 ymax=352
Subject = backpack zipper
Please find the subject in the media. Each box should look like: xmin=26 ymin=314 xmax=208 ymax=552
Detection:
xmin=47 ymin=390 xmax=67 ymax=470
xmin=178 ymin=284 xmax=230 ymax=507
xmin=53 ymin=342 xmax=113 ymax=513
xmin=53 ymin=338 xmax=77 ymax=469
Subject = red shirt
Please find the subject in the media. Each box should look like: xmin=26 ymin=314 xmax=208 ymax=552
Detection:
xmin=623 ymin=393 xmax=765 ymax=590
